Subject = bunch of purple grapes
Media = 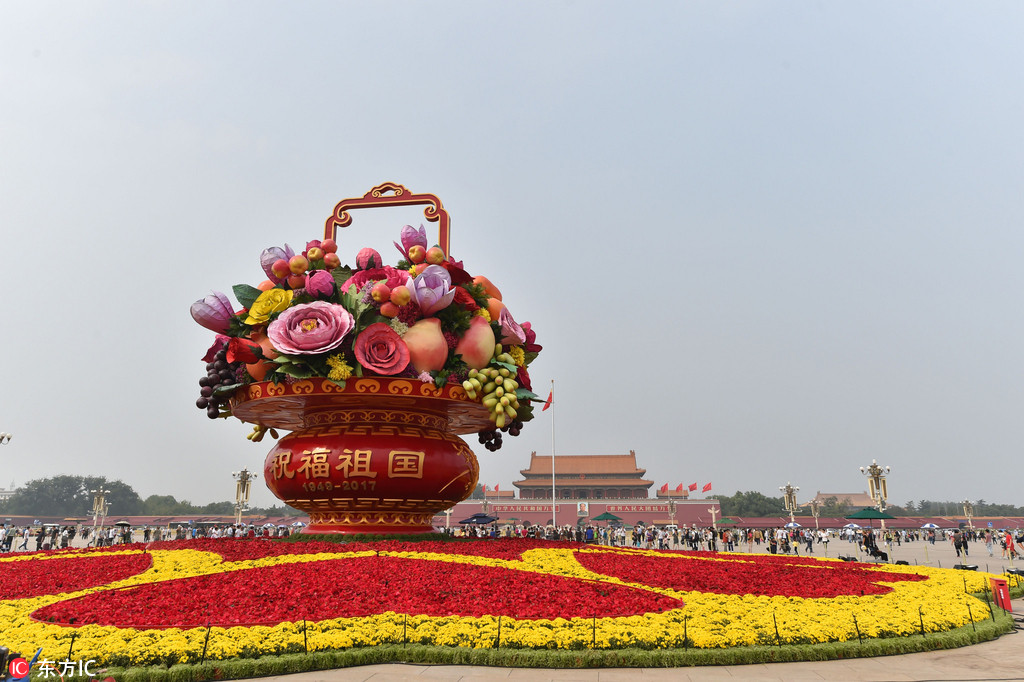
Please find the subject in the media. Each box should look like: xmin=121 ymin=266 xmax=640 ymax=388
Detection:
xmin=196 ymin=348 xmax=241 ymax=419
xmin=477 ymin=418 xmax=524 ymax=451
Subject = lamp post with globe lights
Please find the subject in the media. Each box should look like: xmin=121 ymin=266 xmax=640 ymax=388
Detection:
xmin=962 ymin=500 xmax=974 ymax=530
xmin=808 ymin=498 xmax=822 ymax=530
xmin=860 ymin=459 xmax=891 ymax=530
xmin=90 ymin=488 xmax=110 ymax=547
xmin=232 ymin=469 xmax=257 ymax=526
xmin=0 ymin=433 xmax=11 ymax=446
xmin=779 ymin=482 xmax=799 ymax=526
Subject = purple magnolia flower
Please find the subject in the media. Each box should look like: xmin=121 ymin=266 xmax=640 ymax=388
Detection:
xmin=267 ymin=301 xmax=354 ymax=355
xmin=408 ymin=265 xmax=456 ymax=315
xmin=393 ymin=224 xmax=428 ymax=260
xmin=190 ymin=292 xmax=235 ymax=333
xmin=305 ymin=270 xmax=335 ymax=299
xmin=260 ymin=243 xmax=295 ymax=283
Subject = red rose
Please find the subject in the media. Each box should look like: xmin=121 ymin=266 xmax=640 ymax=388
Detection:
xmin=452 ymin=286 xmax=479 ymax=311
xmin=225 ymin=337 xmax=261 ymax=365
xmin=354 ymin=323 xmax=411 ymax=375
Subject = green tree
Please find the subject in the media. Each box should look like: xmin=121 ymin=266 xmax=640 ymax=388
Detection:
xmin=0 ymin=475 xmax=143 ymax=516
xmin=716 ymin=491 xmax=786 ymax=517
xmin=821 ymin=496 xmax=853 ymax=516
xmin=199 ymin=501 xmax=235 ymax=514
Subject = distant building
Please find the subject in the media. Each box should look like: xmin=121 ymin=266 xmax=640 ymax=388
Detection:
xmin=513 ymin=451 xmax=654 ymax=500
xmin=805 ymin=491 xmax=876 ymax=509
xmin=0 ymin=483 xmax=16 ymax=502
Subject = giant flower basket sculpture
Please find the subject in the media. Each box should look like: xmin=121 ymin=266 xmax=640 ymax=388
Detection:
xmin=190 ymin=183 xmax=542 ymax=534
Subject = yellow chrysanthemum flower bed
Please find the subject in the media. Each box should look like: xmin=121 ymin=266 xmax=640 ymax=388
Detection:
xmin=0 ymin=539 xmax=1015 ymax=669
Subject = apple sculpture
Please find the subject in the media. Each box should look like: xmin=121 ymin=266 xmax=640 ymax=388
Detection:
xmin=189 ymin=183 xmax=542 ymax=533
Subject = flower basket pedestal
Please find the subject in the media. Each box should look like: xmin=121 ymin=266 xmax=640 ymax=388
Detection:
xmin=230 ymin=377 xmax=491 ymax=534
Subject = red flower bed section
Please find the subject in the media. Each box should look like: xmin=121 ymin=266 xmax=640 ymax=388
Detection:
xmin=0 ymin=553 xmax=153 ymax=600
xmin=574 ymin=551 xmax=926 ymax=598
xmin=154 ymin=538 xmax=574 ymax=563
xmin=31 ymin=556 xmax=682 ymax=628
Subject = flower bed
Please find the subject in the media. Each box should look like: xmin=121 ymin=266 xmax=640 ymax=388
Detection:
xmin=0 ymin=539 xmax=1007 ymax=668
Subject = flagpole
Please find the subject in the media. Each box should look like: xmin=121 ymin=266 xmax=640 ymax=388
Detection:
xmin=549 ymin=379 xmax=556 ymax=528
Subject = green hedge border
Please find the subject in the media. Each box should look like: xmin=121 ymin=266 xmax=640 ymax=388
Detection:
xmin=73 ymin=604 xmax=1018 ymax=681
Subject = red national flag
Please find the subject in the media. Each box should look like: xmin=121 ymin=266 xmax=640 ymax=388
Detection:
xmin=702 ymin=482 xmax=712 ymax=493
xmin=675 ymin=483 xmax=684 ymax=492
xmin=688 ymin=483 xmax=698 ymax=492
xmin=495 ymin=483 xmax=500 ymax=492
xmin=659 ymin=483 xmax=669 ymax=493
xmin=482 ymin=484 xmax=488 ymax=492
xmin=542 ymin=390 xmax=553 ymax=411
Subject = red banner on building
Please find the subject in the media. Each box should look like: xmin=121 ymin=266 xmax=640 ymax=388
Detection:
xmin=492 ymin=504 xmax=562 ymax=513
xmin=606 ymin=504 xmax=668 ymax=513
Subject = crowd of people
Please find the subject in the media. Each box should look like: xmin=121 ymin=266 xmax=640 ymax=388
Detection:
xmin=0 ymin=522 xmax=299 ymax=551
xmin=0 ymin=521 xmax=1020 ymax=559
xmin=441 ymin=523 xmax=1024 ymax=559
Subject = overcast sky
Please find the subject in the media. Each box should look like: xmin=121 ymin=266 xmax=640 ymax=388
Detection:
xmin=2 ymin=3 xmax=1022 ymax=512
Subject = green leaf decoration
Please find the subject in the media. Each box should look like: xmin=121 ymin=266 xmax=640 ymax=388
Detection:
xmin=232 ymin=284 xmax=263 ymax=310
xmin=278 ymin=363 xmax=314 ymax=378
xmin=212 ymin=382 xmax=243 ymax=399
xmin=515 ymin=388 xmax=539 ymax=402
xmin=494 ymin=361 xmax=517 ymax=372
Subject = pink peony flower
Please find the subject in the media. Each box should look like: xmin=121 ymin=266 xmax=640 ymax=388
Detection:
xmin=498 ymin=307 xmax=526 ymax=345
xmin=260 ymin=244 xmax=295 ymax=283
xmin=354 ymin=322 xmax=410 ymax=375
xmin=267 ymin=302 xmax=354 ymax=355
xmin=408 ymin=265 xmax=456 ymax=315
xmin=190 ymin=292 xmax=235 ymax=333
xmin=341 ymin=266 xmax=410 ymax=294
xmin=305 ymin=270 xmax=335 ymax=299
xmin=394 ymin=224 xmax=428 ymax=260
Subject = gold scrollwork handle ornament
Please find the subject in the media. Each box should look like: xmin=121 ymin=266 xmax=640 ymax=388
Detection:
xmin=323 ymin=182 xmax=451 ymax=256
xmin=353 ymin=378 xmax=382 ymax=394
xmin=292 ymin=380 xmax=315 ymax=395
xmin=387 ymin=380 xmax=414 ymax=396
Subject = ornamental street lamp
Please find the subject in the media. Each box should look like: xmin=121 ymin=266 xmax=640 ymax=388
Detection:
xmin=0 ymin=432 xmax=11 ymax=445
xmin=779 ymin=482 xmax=799 ymax=525
xmin=232 ymin=469 xmax=257 ymax=525
xmin=860 ymin=459 xmax=891 ymax=530
xmin=668 ymin=498 xmax=677 ymax=526
xmin=808 ymin=498 xmax=822 ymax=530
xmin=859 ymin=459 xmax=890 ymax=513
xmin=90 ymin=488 xmax=110 ymax=546
xmin=962 ymin=500 xmax=974 ymax=530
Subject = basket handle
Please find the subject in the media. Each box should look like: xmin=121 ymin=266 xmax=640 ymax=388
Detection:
xmin=324 ymin=182 xmax=450 ymax=256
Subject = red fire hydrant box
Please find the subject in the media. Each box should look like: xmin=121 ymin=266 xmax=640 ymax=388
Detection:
xmin=990 ymin=577 xmax=1012 ymax=611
